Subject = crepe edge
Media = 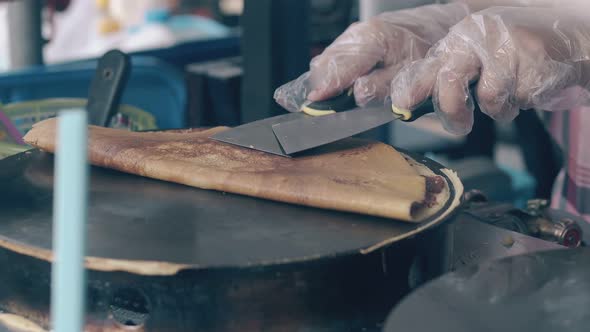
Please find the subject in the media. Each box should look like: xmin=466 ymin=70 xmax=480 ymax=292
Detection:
xmin=0 ymin=314 xmax=46 ymax=332
xmin=359 ymin=168 xmax=463 ymax=255
xmin=404 ymin=154 xmax=452 ymax=223
xmin=0 ymin=237 xmax=190 ymax=276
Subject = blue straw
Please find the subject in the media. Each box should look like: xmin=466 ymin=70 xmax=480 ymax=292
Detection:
xmin=51 ymin=109 xmax=89 ymax=332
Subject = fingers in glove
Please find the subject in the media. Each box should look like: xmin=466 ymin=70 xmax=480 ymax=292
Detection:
xmin=310 ymin=2 xmax=470 ymax=102
xmin=475 ymin=49 xmax=519 ymax=122
xmin=391 ymin=36 xmax=482 ymax=135
xmin=307 ymin=21 xmax=386 ymax=101
xmin=433 ymin=50 xmax=481 ymax=135
xmin=476 ymin=68 xmax=519 ymax=122
xmin=390 ymin=57 xmax=441 ymax=110
xmin=274 ymin=71 xmax=312 ymax=112
xmin=354 ymin=63 xmax=406 ymax=107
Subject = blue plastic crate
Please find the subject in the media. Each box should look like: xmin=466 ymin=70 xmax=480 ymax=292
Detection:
xmin=498 ymin=165 xmax=537 ymax=209
xmin=132 ymin=35 xmax=241 ymax=69
xmin=0 ymin=56 xmax=187 ymax=129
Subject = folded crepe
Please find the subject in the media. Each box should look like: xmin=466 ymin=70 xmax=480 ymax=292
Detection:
xmin=23 ymin=118 xmax=452 ymax=222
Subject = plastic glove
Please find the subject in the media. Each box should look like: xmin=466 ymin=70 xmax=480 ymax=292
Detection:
xmin=456 ymin=0 xmax=590 ymax=12
xmin=390 ymin=6 xmax=590 ymax=135
xmin=273 ymin=3 xmax=470 ymax=112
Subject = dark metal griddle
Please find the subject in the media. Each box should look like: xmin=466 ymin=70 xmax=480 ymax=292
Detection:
xmin=0 ymin=149 xmax=457 ymax=270
xmin=0 ymin=148 xmax=460 ymax=331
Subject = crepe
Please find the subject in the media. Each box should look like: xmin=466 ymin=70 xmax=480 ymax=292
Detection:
xmin=23 ymin=118 xmax=450 ymax=222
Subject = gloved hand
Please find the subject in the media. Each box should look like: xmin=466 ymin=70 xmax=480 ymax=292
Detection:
xmin=273 ymin=3 xmax=470 ymax=112
xmin=390 ymin=6 xmax=590 ymax=135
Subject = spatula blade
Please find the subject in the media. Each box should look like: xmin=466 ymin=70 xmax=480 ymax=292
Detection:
xmin=272 ymin=107 xmax=398 ymax=155
xmin=210 ymin=112 xmax=307 ymax=157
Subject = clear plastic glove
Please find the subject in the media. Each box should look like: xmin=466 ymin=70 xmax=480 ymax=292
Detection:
xmin=390 ymin=6 xmax=590 ymax=135
xmin=273 ymin=3 xmax=470 ymax=112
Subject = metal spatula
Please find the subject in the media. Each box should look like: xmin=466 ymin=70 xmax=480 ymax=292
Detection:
xmin=210 ymin=89 xmax=433 ymax=156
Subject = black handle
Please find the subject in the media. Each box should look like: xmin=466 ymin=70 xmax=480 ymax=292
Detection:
xmin=87 ymin=49 xmax=131 ymax=127
xmin=396 ymin=84 xmax=481 ymax=122
xmin=304 ymin=88 xmax=435 ymax=121
xmin=394 ymin=99 xmax=436 ymax=122
xmin=302 ymin=88 xmax=356 ymax=115
xmin=408 ymin=104 xmax=436 ymax=121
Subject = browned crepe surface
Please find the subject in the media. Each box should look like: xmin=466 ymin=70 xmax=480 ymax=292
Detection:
xmin=23 ymin=118 xmax=444 ymax=222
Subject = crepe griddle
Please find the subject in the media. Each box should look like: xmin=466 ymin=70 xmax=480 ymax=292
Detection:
xmin=0 ymin=148 xmax=459 ymax=272
xmin=0 ymin=148 xmax=461 ymax=331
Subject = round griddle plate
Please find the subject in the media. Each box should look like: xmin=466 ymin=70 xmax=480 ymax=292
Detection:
xmin=0 ymin=149 xmax=459 ymax=273
xmin=384 ymin=248 xmax=590 ymax=332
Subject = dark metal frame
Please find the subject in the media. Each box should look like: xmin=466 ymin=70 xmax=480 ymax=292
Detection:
xmin=240 ymin=0 xmax=310 ymax=123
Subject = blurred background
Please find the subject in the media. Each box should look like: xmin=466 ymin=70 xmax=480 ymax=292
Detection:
xmin=0 ymin=0 xmax=561 ymax=208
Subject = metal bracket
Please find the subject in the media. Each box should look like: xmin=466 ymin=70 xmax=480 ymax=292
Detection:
xmin=461 ymin=191 xmax=583 ymax=248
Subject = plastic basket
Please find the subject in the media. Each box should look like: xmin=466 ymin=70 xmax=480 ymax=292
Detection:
xmin=0 ymin=142 xmax=29 ymax=159
xmin=0 ymin=98 xmax=157 ymax=159
xmin=3 ymin=98 xmax=157 ymax=135
xmin=0 ymin=56 xmax=187 ymax=129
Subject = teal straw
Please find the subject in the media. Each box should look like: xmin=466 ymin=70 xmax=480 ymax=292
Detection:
xmin=50 ymin=109 xmax=89 ymax=332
